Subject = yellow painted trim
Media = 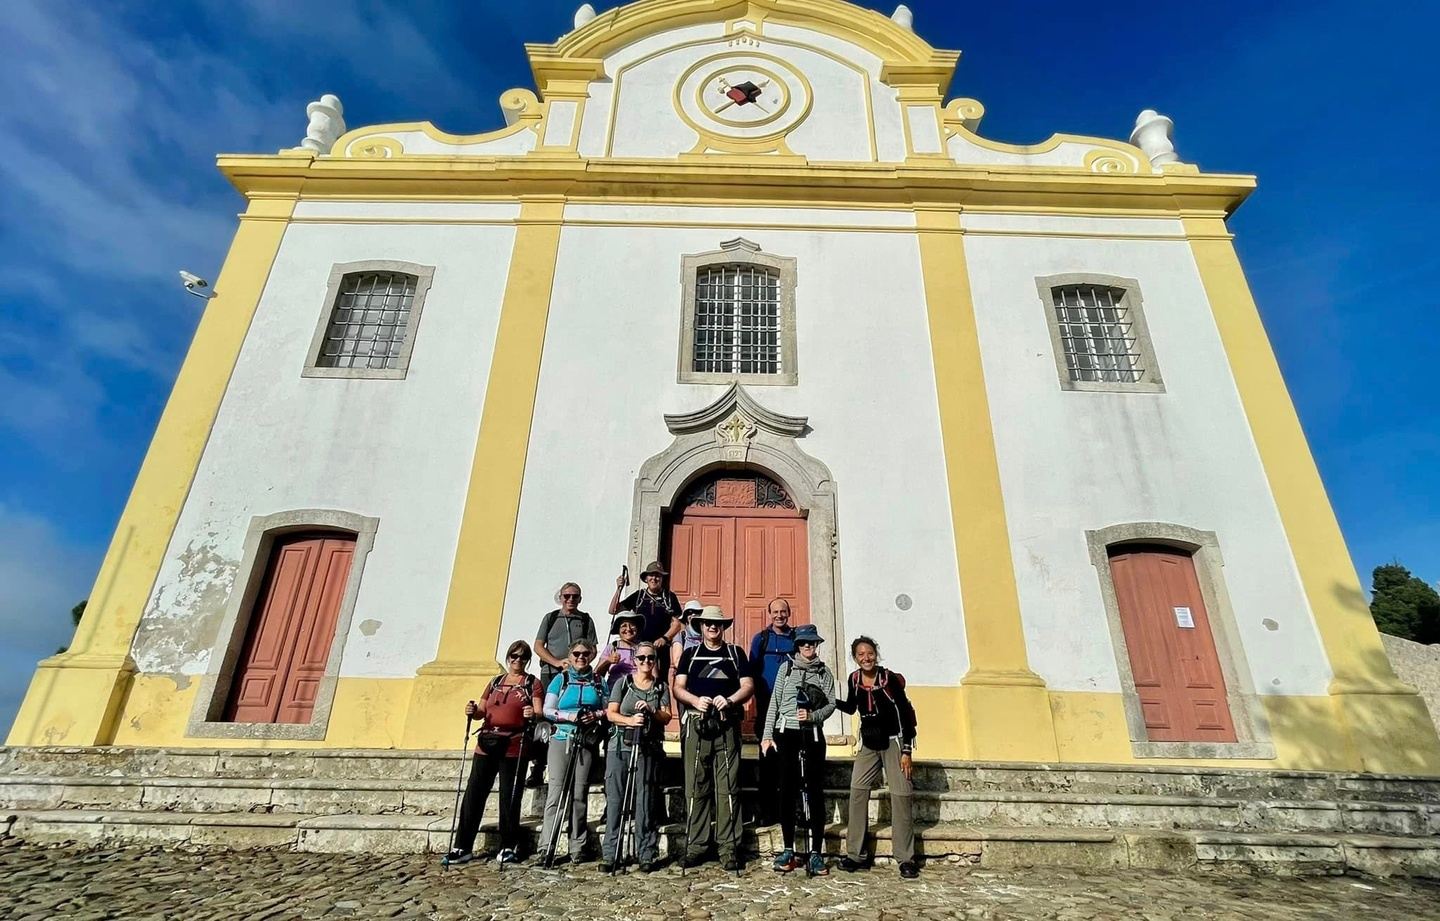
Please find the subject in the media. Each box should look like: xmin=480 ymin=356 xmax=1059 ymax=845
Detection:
xmin=915 ymin=206 xmax=1058 ymax=761
xmin=1184 ymin=215 xmax=1407 ymax=694
xmin=111 ymin=675 xmax=414 ymax=750
xmin=331 ymin=89 xmax=543 ymax=159
xmin=603 ymin=31 xmax=873 ymax=161
xmin=538 ymin=0 xmax=950 ymax=74
xmin=399 ymin=198 xmax=567 ymax=749
xmin=218 ymin=154 xmax=1256 ymax=216
xmin=1184 ymin=214 xmax=1440 ymax=772
xmin=6 ymin=196 xmax=296 ymax=747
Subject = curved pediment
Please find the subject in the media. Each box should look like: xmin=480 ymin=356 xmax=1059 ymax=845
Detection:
xmin=664 ymin=383 xmax=807 ymax=438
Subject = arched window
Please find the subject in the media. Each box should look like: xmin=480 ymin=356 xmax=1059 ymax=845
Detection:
xmin=303 ymin=260 xmax=436 ymax=380
xmin=679 ymin=239 xmax=797 ymax=385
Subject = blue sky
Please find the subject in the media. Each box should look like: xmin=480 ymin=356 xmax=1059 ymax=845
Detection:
xmin=2 ymin=0 xmax=1436 ymax=733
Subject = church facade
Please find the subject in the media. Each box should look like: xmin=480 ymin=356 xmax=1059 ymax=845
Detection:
xmin=12 ymin=0 xmax=1438 ymax=774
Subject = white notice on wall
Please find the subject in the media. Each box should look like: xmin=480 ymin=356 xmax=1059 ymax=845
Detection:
xmin=1173 ymin=606 xmax=1195 ymax=628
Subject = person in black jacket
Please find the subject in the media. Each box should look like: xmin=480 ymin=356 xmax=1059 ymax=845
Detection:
xmin=834 ymin=635 xmax=919 ymax=879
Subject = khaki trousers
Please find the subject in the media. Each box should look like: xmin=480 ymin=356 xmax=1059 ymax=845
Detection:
xmin=682 ymin=716 xmax=743 ymax=861
xmin=846 ymin=738 xmax=913 ymax=863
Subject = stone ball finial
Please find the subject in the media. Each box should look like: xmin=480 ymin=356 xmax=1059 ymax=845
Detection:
xmin=574 ymin=3 xmax=596 ymax=28
xmin=1129 ymin=109 xmax=1179 ymax=168
xmin=300 ymin=94 xmax=346 ymax=154
xmin=892 ymin=4 xmax=914 ymax=30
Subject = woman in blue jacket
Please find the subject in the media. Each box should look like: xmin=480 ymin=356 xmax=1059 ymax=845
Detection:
xmin=540 ymin=639 xmax=607 ymax=862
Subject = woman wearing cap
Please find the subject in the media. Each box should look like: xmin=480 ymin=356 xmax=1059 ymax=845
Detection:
xmin=600 ymin=641 xmax=672 ymax=873
xmin=669 ymin=600 xmax=705 ymax=691
xmin=596 ymin=612 xmax=644 ymax=692
xmin=834 ymin=636 xmax=919 ymax=879
xmin=760 ymin=623 xmax=837 ymax=877
xmin=610 ymin=561 xmax=682 ymax=658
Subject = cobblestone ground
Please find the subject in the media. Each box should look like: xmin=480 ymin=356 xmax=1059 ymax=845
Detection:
xmin=3 ymin=840 xmax=1439 ymax=921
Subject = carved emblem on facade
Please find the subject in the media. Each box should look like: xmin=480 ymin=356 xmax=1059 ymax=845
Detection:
xmin=715 ymin=411 xmax=756 ymax=461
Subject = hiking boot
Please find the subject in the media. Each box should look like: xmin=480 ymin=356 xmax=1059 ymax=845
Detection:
xmin=525 ymin=768 xmax=545 ymax=788
xmin=496 ymin=848 xmax=520 ymax=866
xmin=441 ymin=849 xmax=474 ymax=866
xmin=640 ymin=860 xmax=660 ymax=873
xmin=598 ymin=860 xmax=615 ymax=874
xmin=772 ymin=848 xmax=801 ymax=873
xmin=681 ymin=853 xmax=707 ymax=870
xmin=838 ymin=856 xmax=869 ymax=873
xmin=806 ymin=853 xmax=829 ymax=877
xmin=721 ymin=856 xmax=744 ymax=872
xmin=899 ymin=860 xmax=919 ymax=879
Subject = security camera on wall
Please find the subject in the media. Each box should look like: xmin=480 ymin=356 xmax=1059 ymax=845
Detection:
xmin=179 ymin=270 xmax=215 ymax=300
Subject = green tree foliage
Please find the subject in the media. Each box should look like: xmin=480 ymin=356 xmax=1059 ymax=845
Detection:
xmin=56 ymin=599 xmax=86 ymax=655
xmin=1370 ymin=564 xmax=1440 ymax=644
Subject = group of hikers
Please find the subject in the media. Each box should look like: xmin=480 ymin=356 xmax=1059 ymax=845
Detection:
xmin=443 ymin=562 xmax=921 ymax=879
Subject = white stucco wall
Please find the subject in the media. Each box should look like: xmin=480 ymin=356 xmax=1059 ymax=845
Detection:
xmin=497 ymin=204 xmax=968 ymax=686
xmin=962 ymin=213 xmax=1332 ymax=696
xmin=130 ymin=206 xmax=520 ymax=680
xmin=583 ymin=23 xmax=904 ymax=162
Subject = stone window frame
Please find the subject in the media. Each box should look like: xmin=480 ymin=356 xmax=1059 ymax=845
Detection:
xmin=302 ymin=260 xmax=436 ymax=380
xmin=1035 ymin=273 xmax=1166 ymax=394
xmin=678 ymin=238 xmax=798 ymax=386
xmin=186 ymin=509 xmax=379 ymax=741
xmin=1085 ymin=522 xmax=1274 ymax=760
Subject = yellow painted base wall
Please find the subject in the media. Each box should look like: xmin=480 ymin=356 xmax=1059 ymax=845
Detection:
xmin=110 ymin=675 xmax=413 ymax=750
xmin=97 ymin=672 xmax=1440 ymax=776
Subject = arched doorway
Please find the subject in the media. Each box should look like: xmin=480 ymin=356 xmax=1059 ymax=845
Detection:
xmin=665 ymin=470 xmax=810 ymax=650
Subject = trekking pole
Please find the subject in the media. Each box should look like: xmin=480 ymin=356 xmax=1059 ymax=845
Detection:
xmin=500 ymin=718 xmax=532 ymax=871
xmin=542 ymin=733 xmax=580 ymax=868
xmin=444 ymin=709 xmax=475 ymax=871
xmin=615 ymin=728 xmax=642 ymax=873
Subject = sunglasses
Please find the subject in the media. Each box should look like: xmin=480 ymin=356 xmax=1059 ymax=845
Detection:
xmin=561 ymin=593 xmax=581 ymax=600
xmin=634 ymin=654 xmax=656 ymax=662
xmin=797 ymin=640 xmax=818 ymax=647
xmin=570 ymin=650 xmax=593 ymax=659
xmin=507 ymin=652 xmax=529 ymax=661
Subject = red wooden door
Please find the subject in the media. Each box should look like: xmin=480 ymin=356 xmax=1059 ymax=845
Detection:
xmin=1108 ymin=546 xmax=1236 ymax=742
xmin=226 ymin=533 xmax=355 ymax=724
xmin=666 ymin=472 xmax=809 ymax=733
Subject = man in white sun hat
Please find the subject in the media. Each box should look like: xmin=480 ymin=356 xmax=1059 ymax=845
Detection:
xmin=673 ymin=604 xmax=753 ymax=871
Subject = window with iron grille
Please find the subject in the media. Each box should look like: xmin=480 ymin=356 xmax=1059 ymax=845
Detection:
xmin=1036 ymin=274 xmax=1165 ymax=393
xmin=692 ymin=265 xmax=782 ymax=375
xmin=303 ymin=261 xmax=435 ymax=380
xmin=679 ymin=239 xmax=797 ymax=385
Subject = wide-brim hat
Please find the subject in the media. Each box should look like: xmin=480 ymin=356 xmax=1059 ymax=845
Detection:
xmin=793 ymin=623 xmax=825 ymax=645
xmin=640 ymin=560 xmax=668 ymax=578
xmin=611 ymin=612 xmax=644 ymax=630
xmin=693 ymin=605 xmax=733 ymax=626
xmin=681 ymin=599 xmax=704 ymax=619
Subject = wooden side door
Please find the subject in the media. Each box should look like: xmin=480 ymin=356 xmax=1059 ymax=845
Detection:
xmin=226 ymin=533 xmax=355 ymax=724
xmin=1109 ymin=546 xmax=1236 ymax=742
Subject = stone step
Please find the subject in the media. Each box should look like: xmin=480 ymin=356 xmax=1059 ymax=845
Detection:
xmin=7 ymin=746 xmax=1440 ymax=805
xmin=6 ymin=809 xmax=1437 ymax=878
xmin=5 ymin=772 xmax=1435 ymax=838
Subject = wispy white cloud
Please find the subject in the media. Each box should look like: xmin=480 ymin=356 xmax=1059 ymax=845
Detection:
xmin=0 ymin=504 xmax=103 ymax=735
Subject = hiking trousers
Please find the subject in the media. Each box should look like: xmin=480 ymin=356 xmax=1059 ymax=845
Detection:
xmin=776 ymin=727 xmax=826 ymax=854
xmin=453 ymin=752 xmax=522 ymax=854
xmin=541 ymin=738 xmax=596 ymax=856
xmin=846 ymin=738 xmax=913 ymax=863
xmin=682 ymin=716 xmax=742 ymax=861
xmin=602 ymin=739 xmax=662 ymax=863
